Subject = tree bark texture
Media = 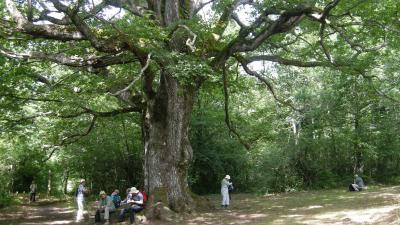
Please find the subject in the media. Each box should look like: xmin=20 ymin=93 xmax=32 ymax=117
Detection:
xmin=142 ymin=0 xmax=197 ymax=213
xmin=143 ymin=71 xmax=195 ymax=213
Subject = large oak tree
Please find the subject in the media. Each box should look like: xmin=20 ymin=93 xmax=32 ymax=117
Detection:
xmin=0 ymin=0 xmax=394 ymax=213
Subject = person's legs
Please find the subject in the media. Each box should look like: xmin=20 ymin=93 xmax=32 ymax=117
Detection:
xmin=104 ymin=206 xmax=115 ymax=220
xmin=225 ymin=190 xmax=230 ymax=207
xmin=76 ymin=197 xmax=84 ymax=221
xmin=221 ymin=190 xmax=229 ymax=208
xmin=221 ymin=191 xmax=225 ymax=207
xmin=129 ymin=205 xmax=143 ymax=223
xmin=95 ymin=209 xmax=104 ymax=222
xmin=351 ymin=184 xmax=360 ymax=191
xmin=118 ymin=207 xmax=129 ymax=222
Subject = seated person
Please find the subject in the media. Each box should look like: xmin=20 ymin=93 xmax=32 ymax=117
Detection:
xmin=120 ymin=187 xmax=132 ymax=205
xmin=111 ymin=189 xmax=121 ymax=208
xmin=95 ymin=191 xmax=116 ymax=225
xmin=118 ymin=187 xmax=144 ymax=224
xmin=349 ymin=174 xmax=365 ymax=191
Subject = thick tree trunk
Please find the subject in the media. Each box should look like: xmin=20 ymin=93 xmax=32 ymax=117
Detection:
xmin=143 ymin=71 xmax=195 ymax=213
xmin=142 ymin=0 xmax=197 ymax=214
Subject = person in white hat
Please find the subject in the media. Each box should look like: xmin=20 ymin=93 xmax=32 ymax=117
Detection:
xmin=75 ymin=179 xmax=87 ymax=222
xmin=221 ymin=175 xmax=233 ymax=209
xmin=118 ymin=187 xmax=144 ymax=223
xmin=95 ymin=190 xmax=116 ymax=225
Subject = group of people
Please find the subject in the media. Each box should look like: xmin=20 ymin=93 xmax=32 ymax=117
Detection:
xmin=75 ymin=179 xmax=146 ymax=225
xmin=96 ymin=187 xmax=145 ymax=224
xmin=75 ymin=173 xmax=363 ymax=224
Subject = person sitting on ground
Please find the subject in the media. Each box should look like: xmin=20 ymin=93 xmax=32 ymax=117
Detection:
xmin=349 ymin=174 xmax=365 ymax=191
xmin=111 ymin=189 xmax=121 ymax=208
xmin=118 ymin=187 xmax=144 ymax=224
xmin=95 ymin=190 xmax=116 ymax=225
xmin=221 ymin=175 xmax=233 ymax=209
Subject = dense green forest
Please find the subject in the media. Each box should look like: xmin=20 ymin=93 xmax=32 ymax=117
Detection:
xmin=0 ymin=0 xmax=399 ymax=215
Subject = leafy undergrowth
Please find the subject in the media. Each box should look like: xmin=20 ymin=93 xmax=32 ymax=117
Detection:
xmin=1 ymin=185 xmax=400 ymax=225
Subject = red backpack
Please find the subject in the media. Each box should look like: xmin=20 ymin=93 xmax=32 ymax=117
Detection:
xmin=140 ymin=191 xmax=148 ymax=208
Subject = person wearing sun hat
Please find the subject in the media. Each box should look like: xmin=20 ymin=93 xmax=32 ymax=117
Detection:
xmin=118 ymin=187 xmax=144 ymax=224
xmin=221 ymin=175 xmax=233 ymax=209
xmin=95 ymin=190 xmax=116 ymax=225
xmin=75 ymin=179 xmax=88 ymax=222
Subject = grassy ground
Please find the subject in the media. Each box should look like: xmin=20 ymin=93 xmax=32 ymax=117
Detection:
xmin=1 ymin=185 xmax=400 ymax=225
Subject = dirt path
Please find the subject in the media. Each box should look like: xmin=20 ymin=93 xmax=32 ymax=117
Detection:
xmin=0 ymin=200 xmax=81 ymax=225
xmin=1 ymin=185 xmax=400 ymax=225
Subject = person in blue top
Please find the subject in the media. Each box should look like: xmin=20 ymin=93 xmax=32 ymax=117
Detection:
xmin=111 ymin=189 xmax=121 ymax=208
xmin=118 ymin=187 xmax=144 ymax=224
xmin=349 ymin=174 xmax=365 ymax=191
xmin=95 ymin=191 xmax=116 ymax=225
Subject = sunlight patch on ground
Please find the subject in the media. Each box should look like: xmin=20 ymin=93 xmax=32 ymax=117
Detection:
xmin=21 ymin=221 xmax=73 ymax=225
xmin=375 ymin=192 xmax=400 ymax=200
xmin=314 ymin=205 xmax=400 ymax=224
xmin=306 ymin=205 xmax=324 ymax=209
xmin=26 ymin=215 xmax=45 ymax=219
xmin=57 ymin=209 xmax=75 ymax=214
xmin=281 ymin=214 xmax=304 ymax=218
xmin=337 ymin=195 xmax=357 ymax=200
xmin=289 ymin=205 xmax=325 ymax=211
xmin=0 ymin=212 xmax=24 ymax=219
xmin=237 ymin=213 xmax=267 ymax=219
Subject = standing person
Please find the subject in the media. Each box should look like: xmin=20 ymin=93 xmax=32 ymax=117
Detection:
xmin=75 ymin=179 xmax=87 ymax=222
xmin=118 ymin=187 xmax=144 ymax=224
xmin=29 ymin=180 xmax=37 ymax=203
xmin=95 ymin=191 xmax=116 ymax=225
xmin=349 ymin=174 xmax=365 ymax=191
xmin=221 ymin=175 xmax=232 ymax=209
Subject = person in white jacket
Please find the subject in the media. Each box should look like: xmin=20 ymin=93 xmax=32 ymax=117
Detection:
xmin=221 ymin=175 xmax=232 ymax=209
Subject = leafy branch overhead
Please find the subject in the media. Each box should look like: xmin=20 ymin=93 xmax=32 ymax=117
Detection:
xmin=0 ymin=0 xmax=395 ymax=153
